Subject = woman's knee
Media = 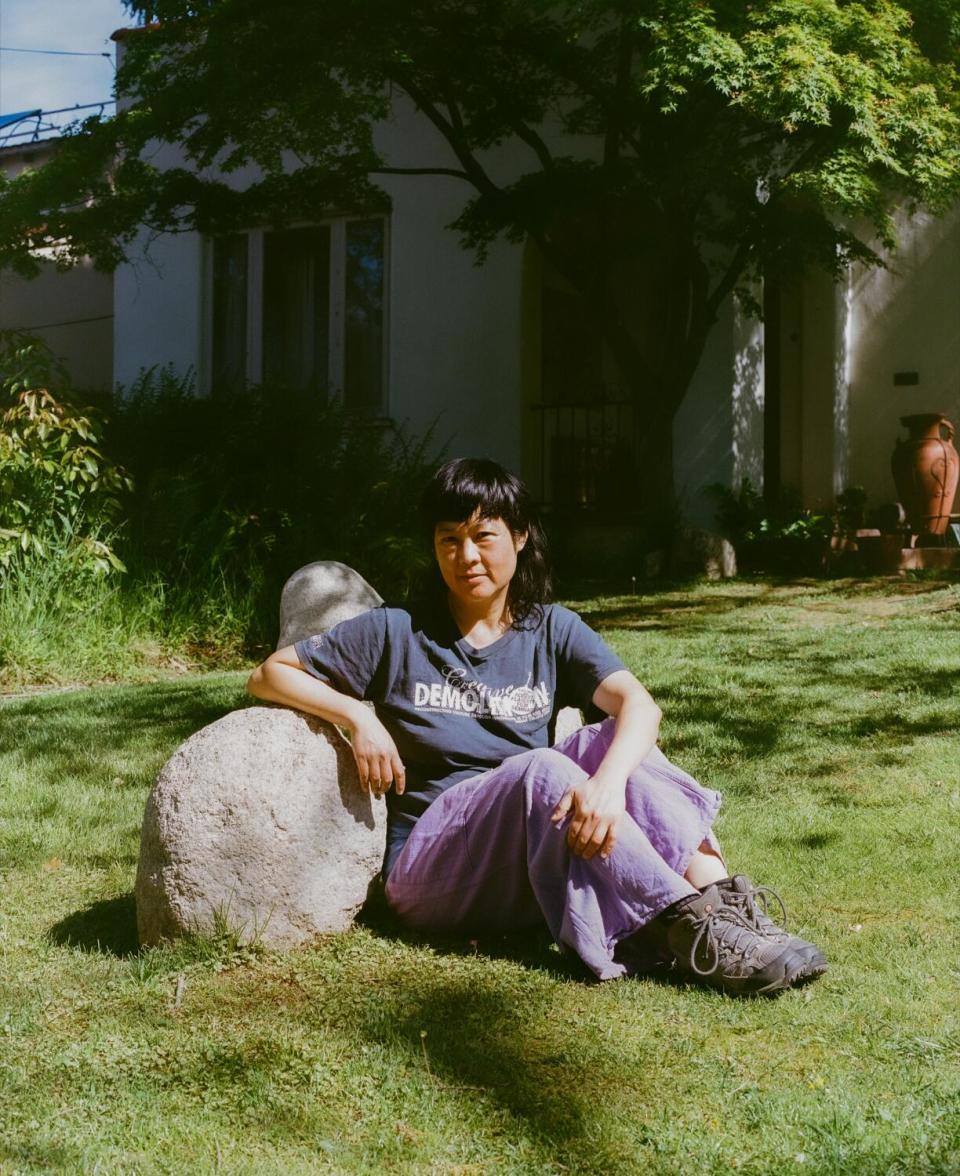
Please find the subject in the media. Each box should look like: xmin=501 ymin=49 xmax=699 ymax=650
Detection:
xmin=521 ymin=747 xmax=588 ymax=807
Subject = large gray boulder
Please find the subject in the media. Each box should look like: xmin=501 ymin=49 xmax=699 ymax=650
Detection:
xmin=136 ymin=707 xmax=386 ymax=947
xmin=277 ymin=560 xmax=382 ymax=650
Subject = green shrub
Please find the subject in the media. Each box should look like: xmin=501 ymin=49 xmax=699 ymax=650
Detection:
xmin=707 ymin=479 xmax=835 ymax=574
xmin=107 ymin=368 xmax=444 ymax=645
xmin=0 ymin=331 xmax=130 ymax=578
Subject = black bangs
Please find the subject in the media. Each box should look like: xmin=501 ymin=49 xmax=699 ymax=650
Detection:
xmin=420 ymin=457 xmax=528 ymax=533
xmin=419 ymin=457 xmax=552 ymax=626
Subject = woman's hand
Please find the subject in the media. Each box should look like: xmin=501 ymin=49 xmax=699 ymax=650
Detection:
xmin=349 ymin=709 xmax=406 ymax=798
xmin=551 ymin=771 xmax=626 ymax=861
xmin=546 ymin=668 xmax=661 ymax=860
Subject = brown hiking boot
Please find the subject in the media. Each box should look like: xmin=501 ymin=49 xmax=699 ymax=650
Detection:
xmin=715 ymin=875 xmax=827 ymax=985
xmin=660 ymin=885 xmax=815 ymax=996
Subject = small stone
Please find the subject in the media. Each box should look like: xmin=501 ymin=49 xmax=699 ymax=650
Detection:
xmin=554 ymin=706 xmax=585 ymax=743
xmin=670 ymin=525 xmax=737 ymax=580
xmin=277 ymin=561 xmax=383 ymax=650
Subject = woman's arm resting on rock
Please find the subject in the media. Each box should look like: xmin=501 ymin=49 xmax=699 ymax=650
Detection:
xmin=552 ymin=669 xmax=662 ymax=860
xmin=246 ymin=647 xmax=405 ymax=796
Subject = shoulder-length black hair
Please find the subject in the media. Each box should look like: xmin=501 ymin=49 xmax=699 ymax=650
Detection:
xmin=419 ymin=457 xmax=552 ymax=627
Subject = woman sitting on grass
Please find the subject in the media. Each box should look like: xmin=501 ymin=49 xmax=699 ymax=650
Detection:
xmin=247 ymin=457 xmax=827 ymax=994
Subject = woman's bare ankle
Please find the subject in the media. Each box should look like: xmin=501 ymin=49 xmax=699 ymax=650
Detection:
xmin=683 ymin=849 xmax=728 ymax=890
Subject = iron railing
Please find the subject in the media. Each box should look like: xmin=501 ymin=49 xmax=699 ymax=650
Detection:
xmin=529 ymin=392 xmax=640 ymax=512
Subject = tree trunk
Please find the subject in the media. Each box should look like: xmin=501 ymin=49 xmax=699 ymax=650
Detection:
xmin=534 ymin=223 xmax=717 ymax=522
xmin=636 ymin=402 xmax=675 ymax=517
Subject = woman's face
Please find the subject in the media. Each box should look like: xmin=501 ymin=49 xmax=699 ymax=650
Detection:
xmin=434 ymin=513 xmax=527 ymax=609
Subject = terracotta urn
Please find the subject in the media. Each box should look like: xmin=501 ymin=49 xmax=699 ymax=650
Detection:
xmin=891 ymin=414 xmax=959 ymax=539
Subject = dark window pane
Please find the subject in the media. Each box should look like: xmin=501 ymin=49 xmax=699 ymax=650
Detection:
xmin=344 ymin=219 xmax=384 ymax=412
xmin=212 ymin=234 xmax=248 ymax=393
xmin=263 ymin=226 xmax=331 ymax=391
xmin=541 ymin=283 xmax=602 ymax=405
xmin=539 ymin=278 xmax=635 ymax=510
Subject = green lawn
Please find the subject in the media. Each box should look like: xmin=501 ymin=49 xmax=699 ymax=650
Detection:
xmin=1 ymin=578 xmax=959 ymax=1174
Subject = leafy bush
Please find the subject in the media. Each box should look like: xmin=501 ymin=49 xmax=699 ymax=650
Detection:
xmin=707 ymin=479 xmax=835 ymax=573
xmin=835 ymin=485 xmax=868 ymax=531
xmin=106 ymin=368 xmax=444 ymax=644
xmin=0 ymin=338 xmax=445 ymax=683
xmin=0 ymin=331 xmax=130 ymax=577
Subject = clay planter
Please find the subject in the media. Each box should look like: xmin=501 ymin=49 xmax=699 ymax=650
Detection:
xmin=891 ymin=414 xmax=959 ymax=540
xmin=857 ymin=534 xmax=905 ymax=574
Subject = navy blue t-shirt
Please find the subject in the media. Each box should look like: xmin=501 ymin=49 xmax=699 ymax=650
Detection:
xmin=294 ymin=600 xmax=626 ymax=875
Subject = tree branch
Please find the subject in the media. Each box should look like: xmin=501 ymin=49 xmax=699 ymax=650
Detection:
xmin=511 ymin=120 xmax=554 ymax=170
xmin=441 ymin=87 xmax=467 ymax=138
xmin=705 ymin=238 xmax=754 ymax=322
xmin=700 ymin=120 xmax=855 ymax=324
xmin=370 ymin=166 xmax=473 ymax=181
xmin=604 ymin=17 xmax=634 ymax=170
xmin=394 ymin=73 xmax=502 ymax=198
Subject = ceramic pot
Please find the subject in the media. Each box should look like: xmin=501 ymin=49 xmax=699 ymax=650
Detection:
xmin=891 ymin=414 xmax=959 ymax=538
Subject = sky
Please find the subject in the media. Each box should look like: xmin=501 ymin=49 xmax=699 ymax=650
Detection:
xmin=0 ymin=0 xmax=131 ymax=139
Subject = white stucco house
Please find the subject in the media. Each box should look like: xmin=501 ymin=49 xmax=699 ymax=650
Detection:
xmin=0 ymin=132 xmax=113 ymax=394
xmin=6 ymin=30 xmax=960 ymax=541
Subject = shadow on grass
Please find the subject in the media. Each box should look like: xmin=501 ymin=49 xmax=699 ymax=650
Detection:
xmin=357 ymin=888 xmax=595 ymax=982
xmin=774 ymin=830 xmax=840 ymax=851
xmin=339 ymin=950 xmax=690 ymax=1169
xmin=386 ymin=981 xmax=593 ymax=1149
xmin=579 ymin=590 xmax=768 ymax=632
xmin=654 ymin=686 xmax=788 ymax=758
xmin=0 ymin=1141 xmax=82 ymax=1173
xmin=0 ymin=678 xmax=248 ymax=787
xmin=49 ymin=892 xmax=140 ymax=958
xmin=571 ymin=576 xmax=926 ymax=632
xmin=850 ymin=711 xmax=957 ymax=739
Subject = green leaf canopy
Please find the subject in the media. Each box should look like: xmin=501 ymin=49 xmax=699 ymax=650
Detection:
xmin=3 ymin=0 xmax=959 ymax=495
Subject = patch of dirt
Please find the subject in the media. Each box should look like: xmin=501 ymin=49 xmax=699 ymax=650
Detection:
xmin=0 ymin=684 xmax=90 ymax=703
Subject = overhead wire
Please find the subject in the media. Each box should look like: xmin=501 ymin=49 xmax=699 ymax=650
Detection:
xmin=0 ymin=36 xmax=118 ymax=133
xmin=0 ymin=46 xmax=112 ymax=59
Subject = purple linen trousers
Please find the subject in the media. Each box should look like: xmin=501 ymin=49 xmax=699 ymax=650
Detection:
xmin=384 ymin=717 xmax=722 ymax=980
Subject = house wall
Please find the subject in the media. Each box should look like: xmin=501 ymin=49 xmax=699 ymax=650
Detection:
xmin=0 ymin=142 xmax=113 ymax=394
xmin=113 ymin=230 xmax=206 ymax=393
xmin=371 ymin=90 xmax=531 ymax=468
xmin=845 ymin=206 xmax=960 ymax=510
xmin=673 ymin=294 xmax=764 ymax=529
xmin=112 ymin=96 xmax=531 ymax=470
xmin=107 ymin=56 xmax=762 ymax=517
xmin=776 ymin=267 xmax=850 ymax=510
xmin=0 ymin=260 xmax=113 ymax=393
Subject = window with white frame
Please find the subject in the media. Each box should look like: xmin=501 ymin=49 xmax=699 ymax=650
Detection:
xmin=209 ymin=215 xmax=387 ymax=411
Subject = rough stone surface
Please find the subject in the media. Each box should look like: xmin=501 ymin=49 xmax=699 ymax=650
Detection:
xmin=555 ymin=705 xmax=585 ymax=743
xmin=277 ymin=560 xmax=383 ymax=650
xmin=670 ymin=526 xmax=737 ymax=580
xmin=136 ymin=706 xmax=386 ymax=947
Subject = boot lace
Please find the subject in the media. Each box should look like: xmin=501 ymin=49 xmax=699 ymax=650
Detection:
xmin=724 ymin=880 xmax=789 ymax=933
xmin=686 ymin=905 xmax=765 ymax=977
